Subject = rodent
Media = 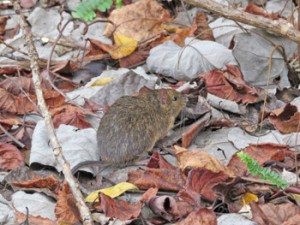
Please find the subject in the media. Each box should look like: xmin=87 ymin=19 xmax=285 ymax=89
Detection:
xmin=72 ymin=88 xmax=186 ymax=174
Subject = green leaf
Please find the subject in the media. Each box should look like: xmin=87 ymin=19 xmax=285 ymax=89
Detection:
xmin=237 ymin=152 xmax=288 ymax=189
xmin=72 ymin=0 xmax=114 ymax=22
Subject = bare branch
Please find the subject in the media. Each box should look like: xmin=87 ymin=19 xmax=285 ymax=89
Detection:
xmin=183 ymin=0 xmax=300 ymax=44
xmin=13 ymin=1 xmax=93 ymax=224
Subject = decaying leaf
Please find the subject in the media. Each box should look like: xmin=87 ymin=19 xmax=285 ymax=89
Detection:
xmin=174 ymin=145 xmax=234 ymax=176
xmin=12 ymin=175 xmax=61 ymax=195
xmin=0 ymin=142 xmax=24 ymax=170
xmin=228 ymin=143 xmax=295 ymax=176
xmin=94 ymin=193 xmax=142 ymax=221
xmin=269 ymin=104 xmax=300 ymax=133
xmin=175 ymin=208 xmax=217 ymax=225
xmin=104 ymin=0 xmax=171 ymax=42
xmin=85 ymin=182 xmax=138 ymax=202
xmin=55 ymin=184 xmax=81 ymax=225
xmin=201 ymin=65 xmax=261 ymax=104
xmin=250 ymin=201 xmax=300 ymax=225
xmin=52 ymin=104 xmax=92 ymax=129
xmin=180 ymin=168 xmax=229 ymax=202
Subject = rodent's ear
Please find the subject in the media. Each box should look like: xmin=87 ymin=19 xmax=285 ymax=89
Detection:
xmin=133 ymin=86 xmax=152 ymax=96
xmin=158 ymin=89 xmax=169 ymax=105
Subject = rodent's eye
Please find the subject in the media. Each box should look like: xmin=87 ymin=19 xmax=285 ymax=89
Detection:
xmin=172 ymin=96 xmax=177 ymax=101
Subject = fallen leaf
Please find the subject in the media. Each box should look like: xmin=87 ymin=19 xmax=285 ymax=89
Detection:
xmin=147 ymin=150 xmax=177 ymax=170
xmin=94 ymin=193 xmax=142 ymax=221
xmin=52 ymin=104 xmax=92 ymax=129
xmin=183 ymin=168 xmax=229 ymax=202
xmin=12 ymin=175 xmax=61 ymax=195
xmin=241 ymin=192 xmax=258 ymax=205
xmin=245 ymin=3 xmax=279 ymax=19
xmin=191 ymin=12 xmax=214 ymax=41
xmin=175 ymin=208 xmax=217 ymax=225
xmin=0 ymin=17 xmax=9 ymax=36
xmin=55 ymin=183 xmax=81 ymax=225
xmin=15 ymin=211 xmax=54 ymax=225
xmin=0 ymin=88 xmax=18 ymax=114
xmin=85 ymin=182 xmax=138 ymax=202
xmin=111 ymin=33 xmax=138 ymax=59
xmin=140 ymin=187 xmax=158 ymax=203
xmin=0 ymin=112 xmax=21 ymax=126
xmin=0 ymin=76 xmax=35 ymax=95
xmin=148 ymin=195 xmax=180 ymax=222
xmin=269 ymin=104 xmax=300 ymax=133
xmin=0 ymin=142 xmax=24 ymax=170
xmin=174 ymin=145 xmax=234 ymax=176
xmin=228 ymin=143 xmax=295 ymax=176
xmin=128 ymin=168 xmax=186 ymax=191
xmin=250 ymin=201 xmax=300 ymax=225
xmin=43 ymin=89 xmax=65 ymax=109
xmin=201 ymin=65 xmax=261 ymax=104
xmin=104 ymin=0 xmax=171 ymax=42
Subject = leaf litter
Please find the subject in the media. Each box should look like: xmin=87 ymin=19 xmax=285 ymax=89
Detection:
xmin=0 ymin=0 xmax=300 ymax=224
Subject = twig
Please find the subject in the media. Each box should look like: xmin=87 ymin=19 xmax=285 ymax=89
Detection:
xmin=183 ymin=0 xmax=300 ymax=44
xmin=0 ymin=124 xmax=25 ymax=148
xmin=13 ymin=1 xmax=93 ymax=224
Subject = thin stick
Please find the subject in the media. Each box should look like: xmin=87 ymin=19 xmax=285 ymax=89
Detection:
xmin=0 ymin=124 xmax=25 ymax=148
xmin=13 ymin=1 xmax=93 ymax=224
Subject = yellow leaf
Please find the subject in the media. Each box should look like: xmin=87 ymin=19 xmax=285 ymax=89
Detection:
xmin=90 ymin=77 xmax=114 ymax=87
xmin=241 ymin=192 xmax=258 ymax=205
xmin=110 ymin=33 xmax=138 ymax=59
xmin=85 ymin=182 xmax=139 ymax=202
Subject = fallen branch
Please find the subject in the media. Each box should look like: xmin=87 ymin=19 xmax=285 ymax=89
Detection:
xmin=183 ymin=0 xmax=300 ymax=44
xmin=13 ymin=1 xmax=93 ymax=224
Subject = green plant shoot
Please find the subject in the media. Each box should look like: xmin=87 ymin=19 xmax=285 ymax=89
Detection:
xmin=237 ymin=152 xmax=288 ymax=189
xmin=72 ymin=0 xmax=115 ymax=22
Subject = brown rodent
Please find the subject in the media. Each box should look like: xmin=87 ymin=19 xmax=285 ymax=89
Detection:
xmin=72 ymin=88 xmax=186 ymax=173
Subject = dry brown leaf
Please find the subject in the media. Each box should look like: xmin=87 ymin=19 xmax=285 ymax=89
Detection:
xmin=0 ymin=87 xmax=18 ymax=113
xmin=228 ymin=143 xmax=295 ymax=176
xmin=43 ymin=89 xmax=65 ymax=109
xmin=104 ymin=0 xmax=171 ymax=42
xmin=12 ymin=175 xmax=61 ymax=195
xmin=176 ymin=208 xmax=217 ymax=225
xmin=140 ymin=187 xmax=158 ymax=203
xmin=245 ymin=3 xmax=280 ymax=19
xmin=55 ymin=183 xmax=81 ymax=225
xmin=178 ymin=168 xmax=229 ymax=203
xmin=147 ymin=150 xmax=177 ymax=170
xmin=201 ymin=65 xmax=261 ymax=104
xmin=52 ymin=104 xmax=91 ymax=129
xmin=52 ymin=60 xmax=80 ymax=74
xmin=0 ymin=76 xmax=35 ymax=95
xmin=251 ymin=202 xmax=300 ymax=225
xmin=269 ymin=104 xmax=300 ymax=133
xmin=0 ymin=17 xmax=9 ymax=36
xmin=0 ymin=112 xmax=21 ymax=126
xmin=174 ymin=145 xmax=234 ymax=176
xmin=94 ymin=193 xmax=142 ymax=221
xmin=15 ymin=211 xmax=54 ymax=225
xmin=0 ymin=142 xmax=24 ymax=170
xmin=128 ymin=168 xmax=186 ymax=191
xmin=16 ymin=93 xmax=38 ymax=114
xmin=148 ymin=195 xmax=180 ymax=222
xmin=191 ymin=12 xmax=215 ymax=41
